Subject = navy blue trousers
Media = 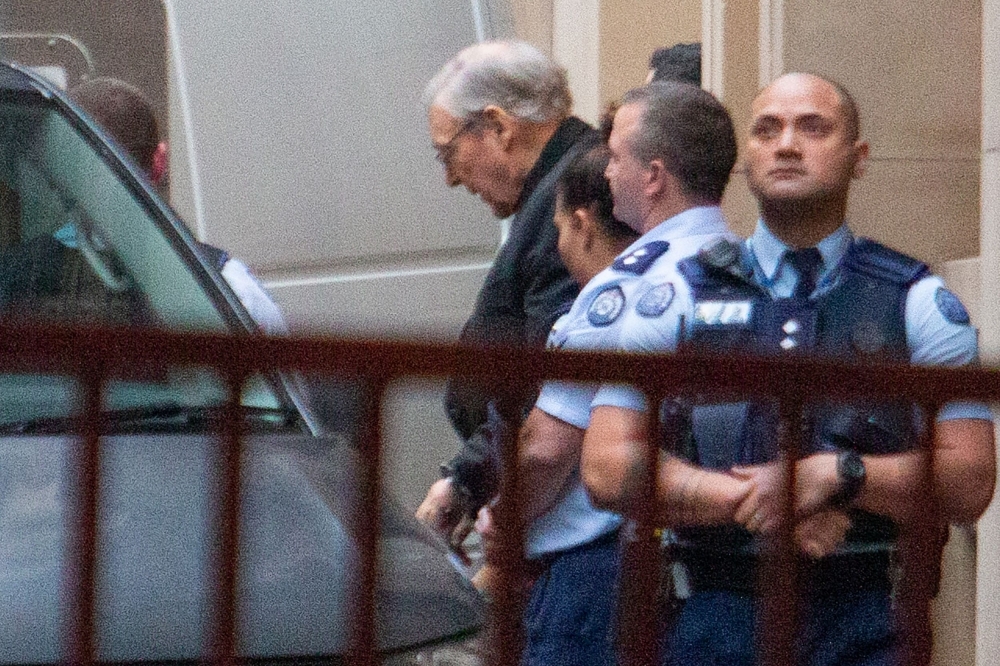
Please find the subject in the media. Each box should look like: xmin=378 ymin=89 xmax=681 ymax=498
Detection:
xmin=664 ymin=589 xmax=898 ymax=666
xmin=523 ymin=532 xmax=621 ymax=666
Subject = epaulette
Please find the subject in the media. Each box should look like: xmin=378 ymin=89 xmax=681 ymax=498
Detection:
xmin=844 ymin=238 xmax=930 ymax=286
xmin=612 ymin=240 xmax=670 ymax=275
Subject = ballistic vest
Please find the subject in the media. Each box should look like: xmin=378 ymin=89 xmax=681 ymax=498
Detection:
xmin=673 ymin=237 xmax=930 ymax=554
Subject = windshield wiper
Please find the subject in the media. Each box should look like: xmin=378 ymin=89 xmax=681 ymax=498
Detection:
xmin=0 ymin=404 xmax=306 ymax=435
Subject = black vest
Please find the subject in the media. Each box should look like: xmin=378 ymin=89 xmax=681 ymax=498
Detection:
xmin=673 ymin=238 xmax=930 ymax=554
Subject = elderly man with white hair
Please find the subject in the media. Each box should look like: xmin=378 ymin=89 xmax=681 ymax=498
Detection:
xmin=417 ymin=42 xmax=597 ymax=551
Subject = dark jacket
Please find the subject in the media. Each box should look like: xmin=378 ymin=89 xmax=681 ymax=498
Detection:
xmin=443 ymin=116 xmax=598 ymax=510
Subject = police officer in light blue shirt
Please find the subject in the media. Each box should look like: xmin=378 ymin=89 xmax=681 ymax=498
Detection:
xmin=582 ymin=72 xmax=996 ymax=666
xmin=745 ymin=219 xmax=986 ymax=420
xmin=494 ymin=82 xmax=739 ymax=666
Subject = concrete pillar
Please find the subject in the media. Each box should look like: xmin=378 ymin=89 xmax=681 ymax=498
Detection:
xmin=548 ymin=0 xmax=701 ymax=126
xmin=553 ymin=0 xmax=601 ymax=124
xmin=977 ymin=2 xmax=1000 ymax=664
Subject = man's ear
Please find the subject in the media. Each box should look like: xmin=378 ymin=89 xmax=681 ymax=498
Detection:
xmin=150 ymin=141 xmax=168 ymax=185
xmin=480 ymin=105 xmax=516 ymax=150
xmin=645 ymin=158 xmax=668 ymax=196
xmin=851 ymin=140 xmax=870 ymax=179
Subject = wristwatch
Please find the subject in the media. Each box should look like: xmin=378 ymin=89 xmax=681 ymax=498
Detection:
xmin=833 ymin=449 xmax=866 ymax=506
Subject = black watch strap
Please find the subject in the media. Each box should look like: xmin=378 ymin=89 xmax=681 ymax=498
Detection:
xmin=833 ymin=449 xmax=866 ymax=507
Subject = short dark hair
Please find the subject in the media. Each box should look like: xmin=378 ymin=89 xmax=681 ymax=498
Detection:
xmin=69 ymin=77 xmax=160 ymax=173
xmin=620 ymin=82 xmax=737 ymax=203
xmin=598 ymin=101 xmax=619 ymax=143
xmin=556 ymin=146 xmax=638 ymax=243
xmin=649 ymin=43 xmax=701 ymax=86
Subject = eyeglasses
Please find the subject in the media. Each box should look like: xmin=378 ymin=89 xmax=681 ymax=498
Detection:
xmin=434 ymin=115 xmax=480 ymax=166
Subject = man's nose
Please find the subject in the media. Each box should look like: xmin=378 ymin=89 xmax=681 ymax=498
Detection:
xmin=776 ymin=126 xmax=800 ymax=152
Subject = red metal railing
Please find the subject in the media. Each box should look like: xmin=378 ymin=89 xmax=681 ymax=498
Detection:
xmin=3 ymin=322 xmax=995 ymax=666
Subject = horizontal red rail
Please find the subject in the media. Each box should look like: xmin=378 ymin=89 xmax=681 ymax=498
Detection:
xmin=0 ymin=322 xmax=990 ymax=666
xmin=0 ymin=322 xmax=995 ymax=403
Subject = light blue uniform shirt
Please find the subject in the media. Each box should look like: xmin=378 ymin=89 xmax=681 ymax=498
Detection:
xmin=744 ymin=220 xmax=990 ymax=422
xmin=528 ymin=206 xmax=731 ymax=557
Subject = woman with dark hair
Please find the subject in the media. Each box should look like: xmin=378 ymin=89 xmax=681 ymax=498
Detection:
xmin=553 ymin=145 xmax=639 ymax=288
xmin=472 ymin=145 xmax=638 ymax=597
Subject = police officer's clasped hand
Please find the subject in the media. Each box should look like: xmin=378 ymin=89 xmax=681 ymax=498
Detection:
xmin=731 ymin=457 xmax=851 ymax=557
xmin=793 ymin=509 xmax=852 ymax=558
xmin=730 ymin=462 xmax=787 ymax=535
xmin=792 ymin=452 xmax=843 ymax=515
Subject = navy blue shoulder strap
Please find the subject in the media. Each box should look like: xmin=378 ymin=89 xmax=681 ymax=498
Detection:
xmin=612 ymin=240 xmax=670 ymax=275
xmin=843 ymin=238 xmax=929 ymax=286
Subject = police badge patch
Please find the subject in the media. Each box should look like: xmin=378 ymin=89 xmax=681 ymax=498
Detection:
xmin=636 ymin=282 xmax=675 ymax=318
xmin=934 ymin=287 xmax=970 ymax=325
xmin=588 ymin=285 xmax=626 ymax=326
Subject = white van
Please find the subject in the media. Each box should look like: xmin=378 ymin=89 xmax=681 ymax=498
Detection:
xmin=2 ymin=0 xmax=513 ymax=339
xmin=2 ymin=0 xmax=514 ymax=510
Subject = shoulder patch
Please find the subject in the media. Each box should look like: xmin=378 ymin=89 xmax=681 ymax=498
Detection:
xmin=934 ymin=287 xmax=971 ymax=325
xmin=636 ymin=282 xmax=675 ymax=318
xmin=613 ymin=240 xmax=670 ymax=275
xmin=588 ymin=285 xmax=626 ymax=326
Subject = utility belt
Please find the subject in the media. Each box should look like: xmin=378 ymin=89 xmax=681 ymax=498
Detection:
xmin=676 ymin=547 xmax=892 ymax=597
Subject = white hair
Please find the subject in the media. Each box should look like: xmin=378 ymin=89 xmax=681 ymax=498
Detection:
xmin=423 ymin=40 xmax=572 ymax=123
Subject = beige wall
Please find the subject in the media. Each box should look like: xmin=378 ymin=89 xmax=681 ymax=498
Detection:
xmin=783 ymin=0 xmax=982 ymax=268
xmin=598 ymin=0 xmax=700 ymax=111
xmin=511 ymin=0 xmax=700 ymax=125
xmin=977 ymin=2 xmax=1000 ymax=664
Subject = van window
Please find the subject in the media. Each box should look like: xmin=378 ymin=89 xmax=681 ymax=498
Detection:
xmin=0 ymin=87 xmax=284 ymax=430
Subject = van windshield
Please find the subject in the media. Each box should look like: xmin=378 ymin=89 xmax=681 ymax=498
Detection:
xmin=0 ymin=79 xmax=286 ymax=429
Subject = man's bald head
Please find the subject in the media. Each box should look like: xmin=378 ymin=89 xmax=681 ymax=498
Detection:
xmin=756 ymin=72 xmax=860 ymax=141
xmin=745 ymin=72 xmax=870 ymax=245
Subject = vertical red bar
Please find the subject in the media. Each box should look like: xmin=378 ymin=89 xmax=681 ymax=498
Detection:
xmin=489 ymin=396 xmax=527 ymax=666
xmin=757 ymin=398 xmax=801 ymax=666
xmin=64 ymin=367 xmax=103 ymax=665
xmin=894 ymin=403 xmax=939 ymax=666
xmin=349 ymin=379 xmax=385 ymax=666
xmin=206 ymin=371 xmax=247 ymax=666
xmin=616 ymin=394 xmax=661 ymax=666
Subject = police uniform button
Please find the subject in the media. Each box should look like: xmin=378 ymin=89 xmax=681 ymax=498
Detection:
xmin=782 ymin=320 xmax=800 ymax=335
xmin=780 ymin=337 xmax=797 ymax=350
